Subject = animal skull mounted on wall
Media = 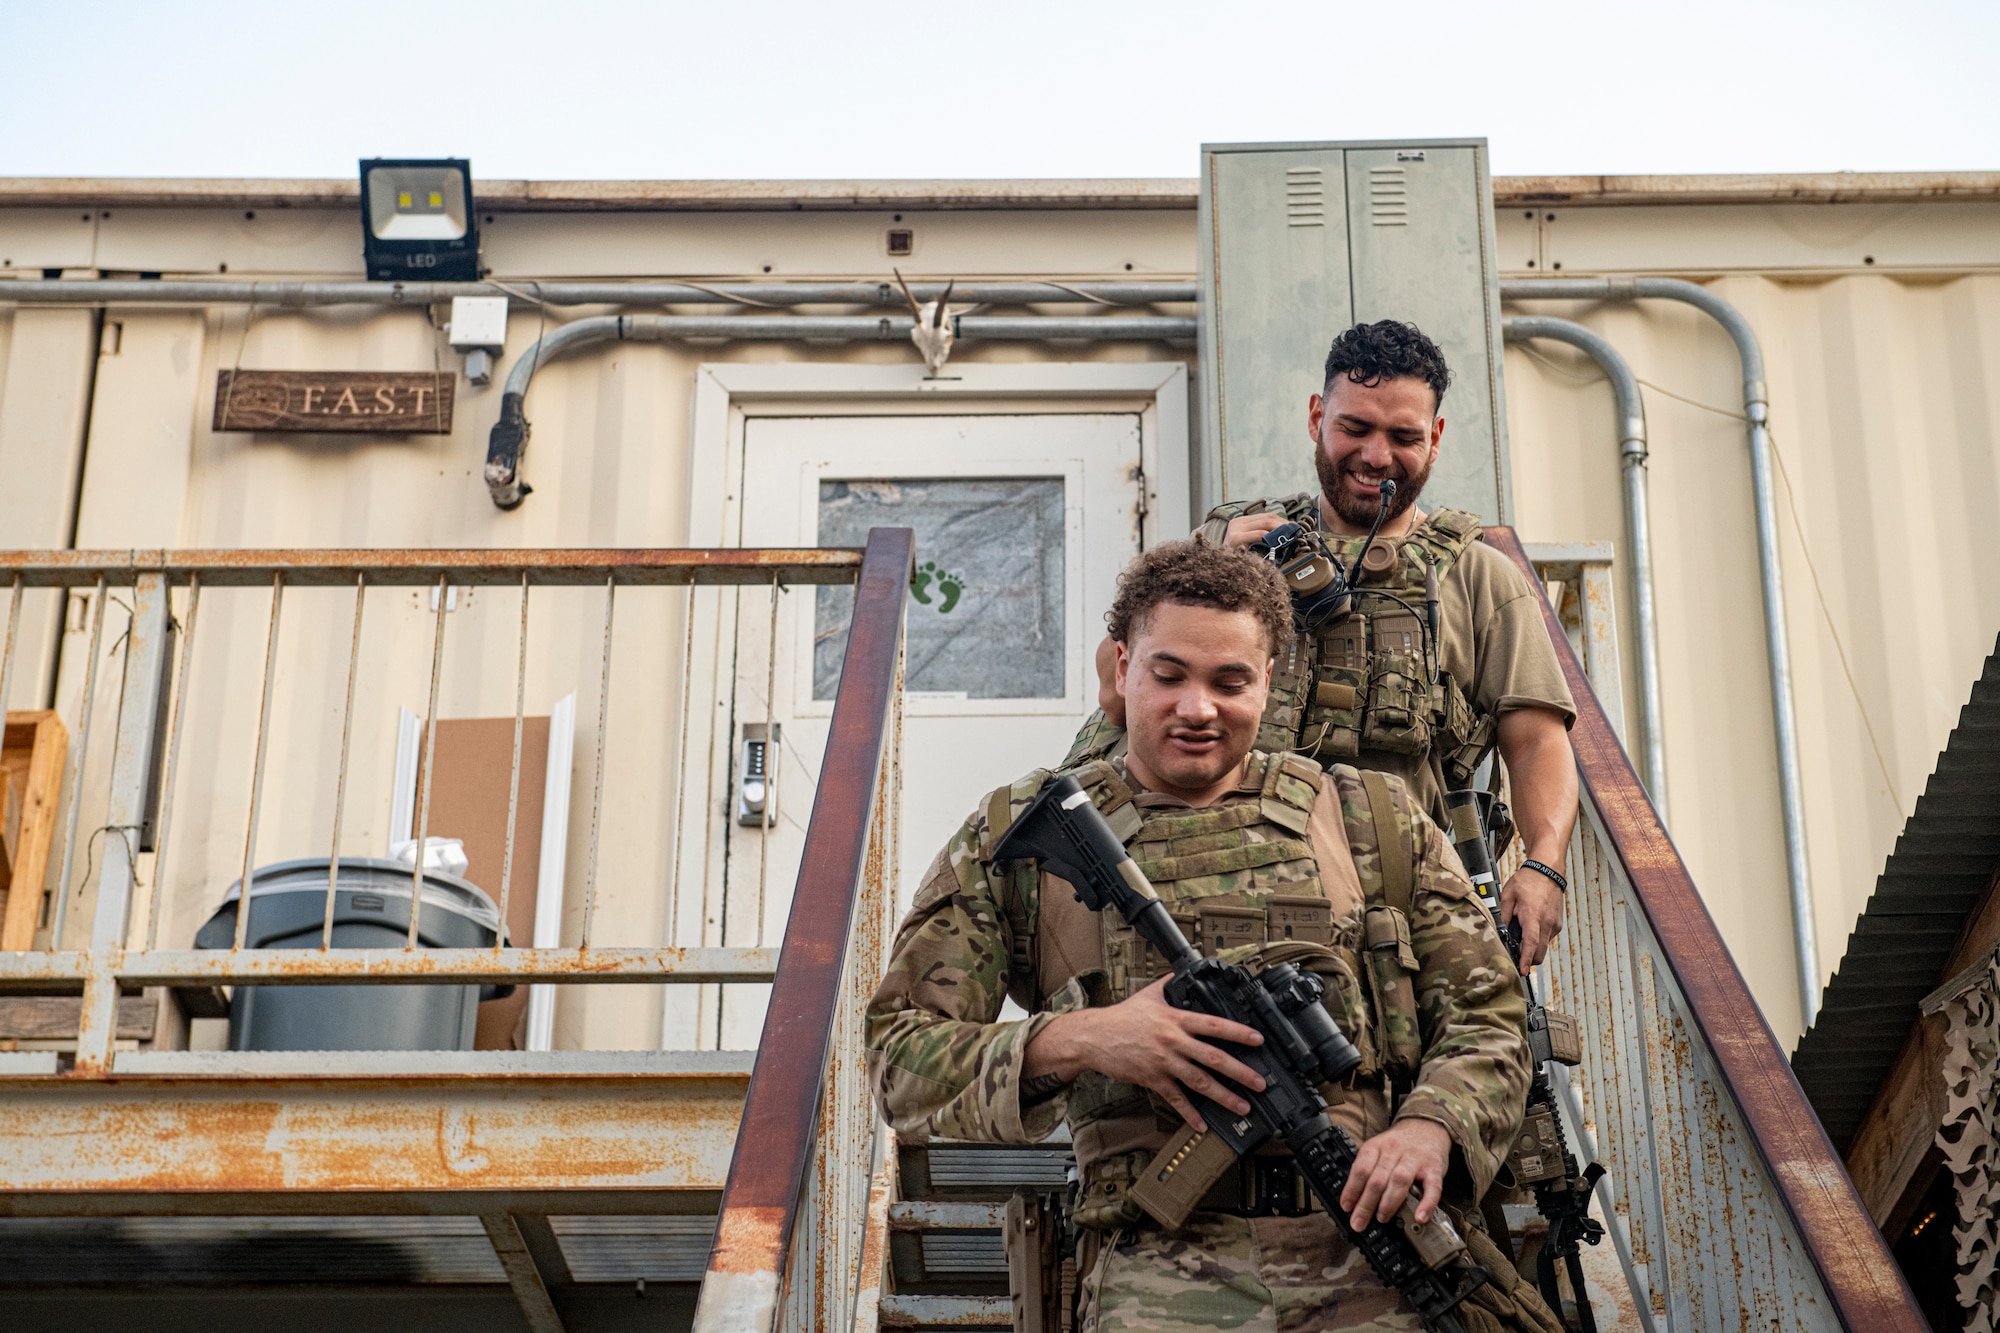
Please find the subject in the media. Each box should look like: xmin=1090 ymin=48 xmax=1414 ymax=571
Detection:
xmin=895 ymin=270 xmax=956 ymax=376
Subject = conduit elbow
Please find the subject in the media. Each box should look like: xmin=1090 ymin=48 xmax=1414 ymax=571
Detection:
xmin=485 ymin=391 xmax=532 ymax=510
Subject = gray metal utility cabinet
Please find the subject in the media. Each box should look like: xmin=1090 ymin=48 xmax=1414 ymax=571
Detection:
xmin=1197 ymin=138 xmax=1512 ymax=523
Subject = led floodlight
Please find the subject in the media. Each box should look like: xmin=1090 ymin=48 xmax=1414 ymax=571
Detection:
xmin=360 ymin=158 xmax=479 ymax=282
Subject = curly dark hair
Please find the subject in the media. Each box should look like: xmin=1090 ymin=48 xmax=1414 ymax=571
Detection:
xmin=1104 ymin=540 xmax=1293 ymax=657
xmin=1323 ymin=319 xmax=1453 ymax=411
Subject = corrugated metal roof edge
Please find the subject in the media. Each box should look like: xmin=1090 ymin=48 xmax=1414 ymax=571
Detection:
xmin=1793 ymin=634 xmax=2000 ymax=1152
xmin=3 ymin=171 xmax=1999 ymax=211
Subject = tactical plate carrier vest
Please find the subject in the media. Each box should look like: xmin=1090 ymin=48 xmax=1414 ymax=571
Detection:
xmin=982 ymin=752 xmax=1430 ymax=1230
xmin=1211 ymin=500 xmax=1495 ymax=792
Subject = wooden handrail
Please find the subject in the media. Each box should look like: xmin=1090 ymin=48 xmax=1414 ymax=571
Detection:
xmin=1489 ymin=526 xmax=1923 ymax=1330
xmin=695 ymin=526 xmax=913 ymax=1328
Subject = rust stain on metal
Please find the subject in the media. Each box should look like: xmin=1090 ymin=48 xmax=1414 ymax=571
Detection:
xmin=707 ymin=1204 xmax=787 ymax=1273
xmin=0 ymin=1078 xmax=746 ymax=1195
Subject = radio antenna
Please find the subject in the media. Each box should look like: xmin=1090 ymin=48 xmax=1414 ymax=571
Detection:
xmin=1346 ymin=479 xmax=1397 ymax=585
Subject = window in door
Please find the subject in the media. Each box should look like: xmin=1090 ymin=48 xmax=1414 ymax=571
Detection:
xmin=813 ymin=476 xmax=1067 ymax=701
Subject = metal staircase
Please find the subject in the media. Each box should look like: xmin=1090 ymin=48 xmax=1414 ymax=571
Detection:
xmin=0 ymin=527 xmax=1931 ymax=1332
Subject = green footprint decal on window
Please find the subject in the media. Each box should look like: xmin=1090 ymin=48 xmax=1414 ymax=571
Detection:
xmin=910 ymin=562 xmax=966 ymax=613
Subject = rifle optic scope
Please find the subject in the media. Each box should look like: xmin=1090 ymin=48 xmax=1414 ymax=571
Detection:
xmin=1257 ymin=962 xmax=1363 ymax=1084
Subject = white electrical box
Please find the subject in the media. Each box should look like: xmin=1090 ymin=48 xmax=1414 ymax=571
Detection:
xmin=1197 ymin=138 xmax=1512 ymax=523
xmin=447 ymin=295 xmax=509 ymax=351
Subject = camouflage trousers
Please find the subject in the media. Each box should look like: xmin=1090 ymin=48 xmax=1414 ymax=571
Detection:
xmin=1082 ymin=1211 xmax=1422 ymax=1332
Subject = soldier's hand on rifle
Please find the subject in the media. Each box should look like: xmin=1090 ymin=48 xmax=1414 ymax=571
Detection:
xmin=1221 ymin=512 xmax=1291 ymax=547
xmin=1339 ymin=1117 xmax=1453 ymax=1228
xmin=1500 ymin=869 xmax=1563 ymax=972
xmin=1023 ymin=977 xmax=1266 ymax=1132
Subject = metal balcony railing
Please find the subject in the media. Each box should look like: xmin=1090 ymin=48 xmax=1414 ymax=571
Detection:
xmin=0 ymin=530 xmax=914 ymax=1333
xmin=0 ymin=545 xmax=878 ymax=1070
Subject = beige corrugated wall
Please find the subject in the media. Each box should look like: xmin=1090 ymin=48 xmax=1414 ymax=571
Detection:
xmin=2 ymin=187 xmax=1997 ymax=1051
xmin=1503 ymin=263 xmax=2000 ymax=1048
xmin=0 ymin=199 xmax=1190 ymax=1052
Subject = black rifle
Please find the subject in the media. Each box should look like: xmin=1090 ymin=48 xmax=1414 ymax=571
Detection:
xmin=994 ymin=774 xmax=1490 ymax=1333
xmin=1444 ymin=789 xmax=1606 ymax=1332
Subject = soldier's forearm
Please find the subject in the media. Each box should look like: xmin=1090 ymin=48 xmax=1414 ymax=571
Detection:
xmin=1022 ymin=1010 xmax=1089 ymax=1084
xmin=1495 ymin=706 xmax=1578 ymax=867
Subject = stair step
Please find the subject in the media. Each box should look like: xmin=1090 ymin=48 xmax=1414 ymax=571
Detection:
xmin=879 ymin=1293 xmax=1012 ymax=1328
xmin=918 ymin=1232 xmax=1008 ymax=1274
xmin=901 ymin=1139 xmax=1074 ymax=1200
xmin=887 ymin=1200 xmax=1009 ymax=1290
xmin=888 ymin=1201 xmax=1005 ymax=1231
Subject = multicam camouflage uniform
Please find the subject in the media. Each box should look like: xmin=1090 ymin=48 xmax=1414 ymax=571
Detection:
xmin=866 ymin=752 xmax=1531 ymax=1332
xmin=1064 ymin=499 xmax=1576 ymax=826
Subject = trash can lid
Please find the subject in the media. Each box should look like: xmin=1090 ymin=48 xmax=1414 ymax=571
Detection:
xmin=216 ymin=858 xmax=503 ymax=933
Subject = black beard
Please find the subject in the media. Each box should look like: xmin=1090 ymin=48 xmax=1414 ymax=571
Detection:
xmin=1314 ymin=447 xmax=1431 ymax=528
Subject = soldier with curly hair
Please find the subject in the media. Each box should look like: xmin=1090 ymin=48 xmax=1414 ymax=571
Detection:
xmin=1069 ymin=320 xmax=1580 ymax=973
xmin=866 ymin=540 xmax=1553 ymax=1332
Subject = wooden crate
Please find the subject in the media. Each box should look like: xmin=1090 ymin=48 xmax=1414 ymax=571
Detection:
xmin=1 ymin=711 xmax=69 ymax=951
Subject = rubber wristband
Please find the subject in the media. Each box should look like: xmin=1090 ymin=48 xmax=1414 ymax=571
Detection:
xmin=1520 ymin=858 xmax=1568 ymax=892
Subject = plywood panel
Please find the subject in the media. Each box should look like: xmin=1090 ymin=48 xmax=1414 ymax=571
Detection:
xmin=0 ymin=711 xmax=67 ymax=950
xmin=420 ymin=716 xmax=550 ymax=1050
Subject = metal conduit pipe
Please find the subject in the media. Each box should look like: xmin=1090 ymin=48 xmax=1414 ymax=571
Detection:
xmin=482 ymin=312 xmax=1198 ymax=508
xmin=0 ymin=278 xmax=1198 ymax=308
xmin=1502 ymin=276 xmax=1818 ymax=1023
xmin=1502 ymin=315 xmax=1668 ymax=819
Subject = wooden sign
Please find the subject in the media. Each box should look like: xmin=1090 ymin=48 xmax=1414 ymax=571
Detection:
xmin=213 ymin=369 xmax=454 ymax=434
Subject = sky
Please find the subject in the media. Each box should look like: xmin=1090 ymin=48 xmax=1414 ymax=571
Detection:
xmin=3 ymin=0 xmax=1997 ymax=181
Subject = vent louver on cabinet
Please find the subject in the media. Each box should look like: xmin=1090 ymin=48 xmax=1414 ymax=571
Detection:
xmin=1286 ymin=167 xmax=1326 ymax=228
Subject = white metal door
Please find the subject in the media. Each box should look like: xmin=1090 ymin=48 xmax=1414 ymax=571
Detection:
xmin=699 ymin=412 xmax=1143 ymax=1048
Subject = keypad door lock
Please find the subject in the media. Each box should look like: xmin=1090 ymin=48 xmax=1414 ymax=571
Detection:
xmin=736 ymin=723 xmax=779 ymax=827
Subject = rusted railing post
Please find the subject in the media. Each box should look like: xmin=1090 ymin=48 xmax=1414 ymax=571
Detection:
xmin=692 ymin=527 xmax=912 ymax=1333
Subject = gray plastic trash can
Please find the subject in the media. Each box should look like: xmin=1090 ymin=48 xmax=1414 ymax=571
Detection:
xmin=195 ymin=858 xmax=510 ymax=1052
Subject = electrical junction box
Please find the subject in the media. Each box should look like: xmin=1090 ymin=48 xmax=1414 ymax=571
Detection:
xmin=1196 ymin=138 xmax=1512 ymax=524
xmin=448 ymin=296 xmax=509 ymax=352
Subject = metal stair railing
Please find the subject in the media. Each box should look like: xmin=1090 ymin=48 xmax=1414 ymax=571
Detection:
xmin=1487 ymin=527 xmax=1924 ymax=1332
xmin=692 ymin=527 xmax=912 ymax=1333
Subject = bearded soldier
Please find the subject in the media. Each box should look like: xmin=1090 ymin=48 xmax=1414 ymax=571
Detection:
xmin=866 ymin=541 xmax=1551 ymax=1332
xmin=1067 ymin=320 xmax=1578 ymax=973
